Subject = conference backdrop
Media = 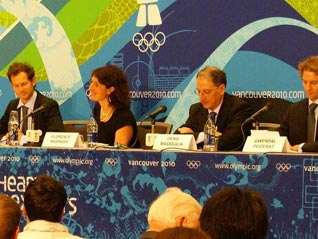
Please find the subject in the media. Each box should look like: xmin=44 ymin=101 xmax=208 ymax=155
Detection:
xmin=0 ymin=0 xmax=317 ymax=131
xmin=0 ymin=1 xmax=318 ymax=238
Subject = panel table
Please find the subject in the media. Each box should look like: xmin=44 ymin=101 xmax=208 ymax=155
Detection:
xmin=0 ymin=146 xmax=316 ymax=239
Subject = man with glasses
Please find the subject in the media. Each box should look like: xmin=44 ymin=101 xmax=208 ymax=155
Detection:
xmin=176 ymin=66 xmax=253 ymax=151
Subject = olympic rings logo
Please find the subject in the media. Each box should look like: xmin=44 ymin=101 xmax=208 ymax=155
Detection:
xmin=28 ymin=155 xmax=41 ymax=163
xmin=132 ymin=32 xmax=166 ymax=53
xmin=186 ymin=160 xmax=201 ymax=169
xmin=105 ymin=158 xmax=118 ymax=167
xmin=276 ymin=163 xmax=291 ymax=172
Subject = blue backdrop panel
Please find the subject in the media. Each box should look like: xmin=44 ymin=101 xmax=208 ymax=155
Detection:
xmin=0 ymin=147 xmax=317 ymax=238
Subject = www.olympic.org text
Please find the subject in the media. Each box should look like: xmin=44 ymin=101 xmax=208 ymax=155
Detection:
xmin=52 ymin=158 xmax=93 ymax=166
xmin=214 ymin=163 xmax=261 ymax=172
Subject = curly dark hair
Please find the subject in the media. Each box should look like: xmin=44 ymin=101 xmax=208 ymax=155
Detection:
xmin=7 ymin=62 xmax=35 ymax=82
xmin=91 ymin=65 xmax=131 ymax=109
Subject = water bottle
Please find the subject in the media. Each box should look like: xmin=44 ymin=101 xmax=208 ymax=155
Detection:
xmin=203 ymin=114 xmax=217 ymax=152
xmin=8 ymin=110 xmax=19 ymax=146
xmin=87 ymin=115 xmax=98 ymax=148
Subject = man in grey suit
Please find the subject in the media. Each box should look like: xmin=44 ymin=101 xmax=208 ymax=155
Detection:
xmin=176 ymin=66 xmax=253 ymax=151
xmin=280 ymin=55 xmax=318 ymax=152
xmin=0 ymin=62 xmax=64 ymax=145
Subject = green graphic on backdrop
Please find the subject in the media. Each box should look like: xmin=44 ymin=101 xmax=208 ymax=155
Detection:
xmin=0 ymin=0 xmax=138 ymax=82
xmin=286 ymin=0 xmax=318 ymax=27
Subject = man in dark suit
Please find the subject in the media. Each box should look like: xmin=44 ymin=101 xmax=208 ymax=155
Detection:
xmin=176 ymin=66 xmax=253 ymax=151
xmin=280 ymin=55 xmax=318 ymax=152
xmin=0 ymin=62 xmax=64 ymax=145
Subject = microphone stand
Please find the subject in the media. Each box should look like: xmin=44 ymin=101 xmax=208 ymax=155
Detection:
xmin=139 ymin=107 xmax=167 ymax=149
xmin=21 ymin=114 xmax=42 ymax=147
xmin=255 ymin=120 xmax=259 ymax=130
xmin=24 ymin=117 xmax=38 ymax=147
xmin=151 ymin=117 xmax=156 ymax=134
xmin=138 ymin=116 xmax=158 ymax=149
xmin=29 ymin=118 xmax=38 ymax=146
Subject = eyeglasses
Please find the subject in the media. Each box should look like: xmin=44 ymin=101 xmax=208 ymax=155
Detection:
xmin=194 ymin=87 xmax=219 ymax=96
xmin=194 ymin=89 xmax=211 ymax=96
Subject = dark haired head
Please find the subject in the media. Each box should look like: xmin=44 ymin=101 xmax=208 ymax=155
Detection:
xmin=23 ymin=174 xmax=67 ymax=222
xmin=200 ymin=186 xmax=269 ymax=239
xmin=0 ymin=194 xmax=21 ymax=239
xmin=91 ymin=65 xmax=131 ymax=109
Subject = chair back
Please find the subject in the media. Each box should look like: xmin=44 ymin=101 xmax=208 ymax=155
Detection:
xmin=252 ymin=122 xmax=280 ymax=131
xmin=63 ymin=120 xmax=90 ymax=141
xmin=137 ymin=121 xmax=172 ymax=148
xmin=242 ymin=97 xmax=291 ymax=124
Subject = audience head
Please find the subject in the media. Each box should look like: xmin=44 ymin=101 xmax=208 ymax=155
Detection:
xmin=154 ymin=227 xmax=211 ymax=239
xmin=0 ymin=194 xmax=21 ymax=239
xmin=298 ymin=56 xmax=318 ymax=101
xmin=200 ymin=186 xmax=269 ymax=239
xmin=23 ymin=174 xmax=67 ymax=223
xmin=195 ymin=66 xmax=226 ymax=110
xmin=89 ymin=65 xmax=131 ymax=109
xmin=7 ymin=62 xmax=36 ymax=104
xmin=147 ymin=187 xmax=202 ymax=231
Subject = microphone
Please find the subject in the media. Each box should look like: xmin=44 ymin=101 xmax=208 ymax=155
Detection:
xmin=25 ymin=105 xmax=46 ymax=119
xmin=20 ymin=105 xmax=46 ymax=124
xmin=244 ymin=102 xmax=273 ymax=124
xmin=230 ymin=102 xmax=273 ymax=151
xmin=143 ymin=105 xmax=167 ymax=120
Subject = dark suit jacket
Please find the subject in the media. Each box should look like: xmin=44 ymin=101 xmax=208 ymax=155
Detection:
xmin=279 ymin=98 xmax=318 ymax=152
xmin=179 ymin=93 xmax=253 ymax=151
xmin=0 ymin=91 xmax=64 ymax=144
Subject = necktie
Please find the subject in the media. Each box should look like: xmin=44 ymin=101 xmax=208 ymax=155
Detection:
xmin=307 ymin=103 xmax=317 ymax=142
xmin=21 ymin=106 xmax=28 ymax=134
xmin=209 ymin=112 xmax=217 ymax=124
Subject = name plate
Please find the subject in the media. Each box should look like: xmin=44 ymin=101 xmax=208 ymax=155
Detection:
xmin=243 ymin=130 xmax=290 ymax=153
xmin=26 ymin=129 xmax=42 ymax=143
xmin=152 ymin=134 xmax=197 ymax=150
xmin=42 ymin=132 xmax=83 ymax=148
